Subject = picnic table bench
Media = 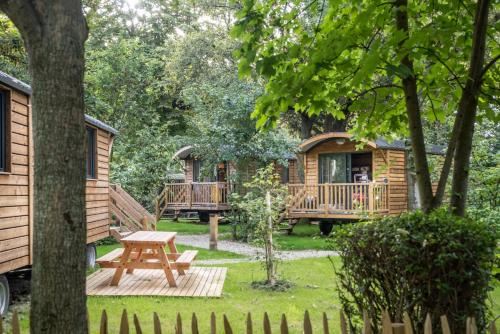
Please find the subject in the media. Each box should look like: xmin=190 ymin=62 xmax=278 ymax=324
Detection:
xmin=96 ymin=231 xmax=198 ymax=287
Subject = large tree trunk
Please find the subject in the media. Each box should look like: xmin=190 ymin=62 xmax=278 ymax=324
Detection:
xmin=449 ymin=0 xmax=490 ymax=216
xmin=0 ymin=1 xmax=88 ymax=333
xmin=300 ymin=112 xmax=315 ymax=139
xmin=394 ymin=0 xmax=434 ymax=213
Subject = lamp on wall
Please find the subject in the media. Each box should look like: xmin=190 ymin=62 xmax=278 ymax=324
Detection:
xmin=335 ymin=138 xmax=346 ymax=145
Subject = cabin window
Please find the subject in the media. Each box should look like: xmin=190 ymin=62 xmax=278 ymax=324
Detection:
xmin=86 ymin=126 xmax=97 ymax=179
xmin=318 ymin=153 xmax=351 ymax=183
xmin=193 ymin=159 xmax=202 ymax=182
xmin=279 ymin=164 xmax=289 ymax=184
xmin=0 ymin=89 xmax=9 ymax=173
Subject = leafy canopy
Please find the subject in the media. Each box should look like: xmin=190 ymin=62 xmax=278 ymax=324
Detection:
xmin=232 ymin=0 xmax=499 ymax=140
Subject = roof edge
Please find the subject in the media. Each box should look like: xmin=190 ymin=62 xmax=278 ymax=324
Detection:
xmin=0 ymin=70 xmax=118 ymax=135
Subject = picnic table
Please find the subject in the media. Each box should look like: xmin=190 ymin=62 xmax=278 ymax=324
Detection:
xmin=96 ymin=231 xmax=198 ymax=287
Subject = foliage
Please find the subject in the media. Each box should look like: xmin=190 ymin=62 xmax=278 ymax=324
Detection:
xmin=332 ymin=209 xmax=498 ymax=334
xmin=0 ymin=14 xmax=28 ymax=81
xmin=229 ymin=165 xmax=289 ymax=285
xmin=232 ymin=0 xmax=498 ymax=213
xmin=232 ymin=0 xmax=498 ymax=136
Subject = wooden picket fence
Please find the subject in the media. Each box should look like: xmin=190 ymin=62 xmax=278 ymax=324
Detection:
xmin=1 ymin=309 xmax=498 ymax=334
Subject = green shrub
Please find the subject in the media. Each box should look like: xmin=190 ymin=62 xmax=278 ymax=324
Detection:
xmin=332 ymin=209 xmax=498 ymax=334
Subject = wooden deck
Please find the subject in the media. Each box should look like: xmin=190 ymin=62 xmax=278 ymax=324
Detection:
xmin=86 ymin=267 xmax=227 ymax=297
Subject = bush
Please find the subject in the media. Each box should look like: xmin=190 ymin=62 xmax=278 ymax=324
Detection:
xmin=332 ymin=209 xmax=498 ymax=334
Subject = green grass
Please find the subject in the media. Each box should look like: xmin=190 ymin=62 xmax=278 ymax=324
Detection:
xmin=274 ymin=223 xmax=331 ymax=251
xmin=15 ymin=256 xmax=500 ymax=333
xmin=96 ymin=242 xmax=244 ymax=260
xmin=156 ymin=219 xmax=232 ymax=235
xmin=86 ymin=258 xmax=342 ymax=333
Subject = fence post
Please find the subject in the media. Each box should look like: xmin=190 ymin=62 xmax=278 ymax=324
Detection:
xmin=133 ymin=314 xmax=143 ymax=334
xmin=120 ymin=309 xmax=129 ymax=334
xmin=323 ymin=312 xmax=329 ymax=334
xmin=11 ymin=310 xmax=19 ymax=334
xmin=223 ymin=314 xmax=233 ymax=334
xmin=263 ymin=312 xmax=271 ymax=334
xmin=100 ymin=310 xmax=108 ymax=334
xmin=176 ymin=313 xmax=182 ymax=334
xmin=281 ymin=314 xmax=289 ymax=334
xmin=246 ymin=313 xmax=253 ymax=334
xmin=304 ymin=310 xmax=312 ymax=334
xmin=153 ymin=312 xmax=162 ymax=334
xmin=192 ymin=313 xmax=199 ymax=334
xmin=210 ymin=312 xmax=216 ymax=334
xmin=209 ymin=215 xmax=219 ymax=250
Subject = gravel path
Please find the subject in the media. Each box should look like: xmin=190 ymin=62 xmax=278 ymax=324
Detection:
xmin=175 ymin=234 xmax=337 ymax=265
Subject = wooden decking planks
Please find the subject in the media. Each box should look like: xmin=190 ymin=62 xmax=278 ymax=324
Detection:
xmin=87 ymin=267 xmax=227 ymax=297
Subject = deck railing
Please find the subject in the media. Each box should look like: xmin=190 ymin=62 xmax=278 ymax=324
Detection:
xmin=156 ymin=182 xmax=230 ymax=219
xmin=287 ymin=183 xmax=389 ymax=216
xmin=156 ymin=181 xmax=389 ymax=219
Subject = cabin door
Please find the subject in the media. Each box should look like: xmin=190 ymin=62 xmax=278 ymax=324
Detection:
xmin=318 ymin=153 xmax=351 ymax=184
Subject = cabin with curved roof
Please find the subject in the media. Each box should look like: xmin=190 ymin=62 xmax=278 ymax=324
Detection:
xmin=286 ymin=132 xmax=444 ymax=220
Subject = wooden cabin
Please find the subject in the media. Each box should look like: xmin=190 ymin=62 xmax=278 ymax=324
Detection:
xmin=157 ymin=133 xmax=444 ymax=224
xmin=0 ymin=71 xmax=117 ymax=314
xmin=156 ymin=145 xmax=301 ymax=219
xmin=286 ymin=132 xmax=444 ymax=220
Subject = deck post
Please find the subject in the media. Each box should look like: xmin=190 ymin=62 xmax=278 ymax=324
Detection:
xmin=324 ymin=184 xmax=330 ymax=214
xmin=368 ymin=183 xmax=374 ymax=213
xmin=188 ymin=183 xmax=193 ymax=209
xmin=209 ymin=215 xmax=219 ymax=250
xmin=214 ymin=183 xmax=219 ymax=209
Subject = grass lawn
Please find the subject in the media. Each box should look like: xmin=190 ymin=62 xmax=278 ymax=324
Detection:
xmin=86 ymin=258 xmax=343 ymax=333
xmin=274 ymin=223 xmax=331 ymax=251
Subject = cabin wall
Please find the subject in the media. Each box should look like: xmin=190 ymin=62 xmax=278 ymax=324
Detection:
xmin=288 ymin=160 xmax=301 ymax=184
xmin=0 ymin=87 xmax=31 ymax=274
xmin=373 ymin=149 xmax=408 ymax=214
xmin=0 ymin=84 xmax=113 ymax=274
xmin=304 ymin=140 xmax=370 ymax=185
xmin=184 ymin=159 xmax=194 ymax=183
xmin=86 ymin=128 xmax=112 ymax=243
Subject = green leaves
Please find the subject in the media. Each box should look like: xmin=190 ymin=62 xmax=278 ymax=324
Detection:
xmin=232 ymin=0 xmax=498 ymax=138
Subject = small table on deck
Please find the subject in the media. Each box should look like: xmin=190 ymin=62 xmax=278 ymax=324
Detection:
xmin=110 ymin=231 xmax=180 ymax=287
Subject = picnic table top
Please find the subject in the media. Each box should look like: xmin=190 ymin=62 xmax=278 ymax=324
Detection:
xmin=120 ymin=231 xmax=177 ymax=245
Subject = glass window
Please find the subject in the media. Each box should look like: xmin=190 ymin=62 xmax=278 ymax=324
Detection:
xmin=86 ymin=126 xmax=96 ymax=178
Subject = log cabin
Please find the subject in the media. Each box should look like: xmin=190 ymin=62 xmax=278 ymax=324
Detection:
xmin=0 ymin=71 xmax=117 ymax=315
xmin=157 ymin=134 xmax=444 ymax=227
xmin=156 ymin=145 xmax=301 ymax=220
xmin=286 ymin=132 xmax=444 ymax=225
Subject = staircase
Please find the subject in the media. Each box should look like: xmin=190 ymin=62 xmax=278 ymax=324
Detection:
xmin=109 ymin=184 xmax=157 ymax=241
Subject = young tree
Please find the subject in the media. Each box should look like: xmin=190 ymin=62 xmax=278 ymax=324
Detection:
xmin=0 ymin=1 xmax=88 ymax=333
xmin=233 ymin=0 xmax=498 ymax=215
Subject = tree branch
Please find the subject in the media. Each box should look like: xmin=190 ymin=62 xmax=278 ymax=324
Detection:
xmin=0 ymin=0 xmax=43 ymax=44
xmin=480 ymin=54 xmax=500 ymax=78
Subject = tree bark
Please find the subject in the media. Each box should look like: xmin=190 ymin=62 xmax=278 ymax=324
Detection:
xmin=394 ymin=0 xmax=434 ymax=213
xmin=0 ymin=1 xmax=88 ymax=333
xmin=450 ymin=0 xmax=490 ymax=216
xmin=300 ymin=112 xmax=316 ymax=139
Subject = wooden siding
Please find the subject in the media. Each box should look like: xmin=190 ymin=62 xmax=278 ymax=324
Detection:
xmin=0 ymin=85 xmax=112 ymax=274
xmin=0 ymin=88 xmax=31 ymax=274
xmin=288 ymin=159 xmax=302 ymax=184
xmin=304 ymin=140 xmax=370 ymax=185
xmin=86 ymin=128 xmax=112 ymax=244
xmin=372 ymin=149 xmax=408 ymax=215
xmin=184 ymin=159 xmax=194 ymax=183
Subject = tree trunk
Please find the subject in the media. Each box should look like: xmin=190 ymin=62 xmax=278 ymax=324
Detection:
xmin=300 ymin=112 xmax=315 ymax=139
xmin=323 ymin=113 xmax=349 ymax=132
xmin=0 ymin=1 xmax=88 ymax=333
xmin=265 ymin=191 xmax=276 ymax=285
xmin=450 ymin=0 xmax=490 ymax=216
xmin=394 ymin=0 xmax=434 ymax=213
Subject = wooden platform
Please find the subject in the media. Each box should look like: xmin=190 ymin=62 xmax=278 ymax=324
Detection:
xmin=86 ymin=267 xmax=227 ymax=297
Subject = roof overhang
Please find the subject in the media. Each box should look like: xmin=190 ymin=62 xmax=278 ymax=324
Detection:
xmin=299 ymin=132 xmax=378 ymax=153
xmin=0 ymin=70 xmax=118 ymax=136
xmin=172 ymin=146 xmax=193 ymax=160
